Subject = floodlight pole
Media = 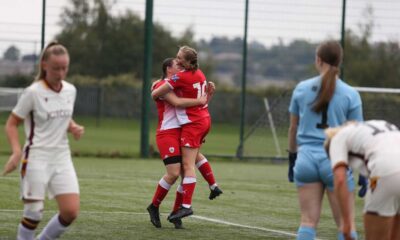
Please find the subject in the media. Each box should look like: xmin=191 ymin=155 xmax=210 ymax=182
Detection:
xmin=41 ymin=0 xmax=46 ymax=50
xmin=236 ymin=0 xmax=249 ymax=159
xmin=140 ymin=0 xmax=153 ymax=158
xmin=340 ymin=0 xmax=346 ymax=80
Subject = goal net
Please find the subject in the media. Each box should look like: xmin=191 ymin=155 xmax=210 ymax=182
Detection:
xmin=0 ymin=87 xmax=24 ymax=111
xmin=238 ymin=90 xmax=291 ymax=160
xmin=239 ymin=86 xmax=400 ymax=160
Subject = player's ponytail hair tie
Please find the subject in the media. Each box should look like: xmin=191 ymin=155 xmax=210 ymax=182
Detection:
xmin=329 ymin=65 xmax=340 ymax=77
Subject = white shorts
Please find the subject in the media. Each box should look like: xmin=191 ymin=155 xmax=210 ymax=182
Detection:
xmin=20 ymin=149 xmax=79 ymax=200
xmin=364 ymin=171 xmax=400 ymax=217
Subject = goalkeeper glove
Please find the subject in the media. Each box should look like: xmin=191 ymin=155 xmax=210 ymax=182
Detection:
xmin=357 ymin=175 xmax=368 ymax=198
xmin=288 ymin=152 xmax=297 ymax=182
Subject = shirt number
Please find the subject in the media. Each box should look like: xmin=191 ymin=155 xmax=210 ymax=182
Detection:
xmin=193 ymin=82 xmax=207 ymax=98
xmin=316 ymin=104 xmax=329 ymax=129
xmin=365 ymin=122 xmax=398 ymax=135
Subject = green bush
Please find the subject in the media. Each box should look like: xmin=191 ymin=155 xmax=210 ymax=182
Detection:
xmin=68 ymin=74 xmax=142 ymax=88
xmin=0 ymin=74 xmax=33 ymax=88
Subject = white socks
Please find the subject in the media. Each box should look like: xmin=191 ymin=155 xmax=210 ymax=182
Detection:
xmin=36 ymin=214 xmax=67 ymax=240
xmin=17 ymin=223 xmax=35 ymax=240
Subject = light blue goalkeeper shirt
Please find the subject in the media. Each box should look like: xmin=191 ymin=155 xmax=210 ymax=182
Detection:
xmin=289 ymin=76 xmax=363 ymax=150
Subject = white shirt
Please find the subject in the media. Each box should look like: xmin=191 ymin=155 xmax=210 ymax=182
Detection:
xmin=330 ymin=120 xmax=400 ymax=177
xmin=13 ymin=80 xmax=76 ymax=151
xmin=153 ymin=80 xmax=181 ymax=131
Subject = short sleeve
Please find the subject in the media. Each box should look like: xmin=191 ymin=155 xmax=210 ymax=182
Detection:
xmin=288 ymin=87 xmax=299 ymax=115
xmin=329 ymin=129 xmax=350 ymax=169
xmin=166 ymin=72 xmax=184 ymax=90
xmin=347 ymin=91 xmax=363 ymax=121
xmin=153 ymin=80 xmax=167 ymax=91
xmin=12 ymin=87 xmax=34 ymax=119
xmin=72 ymin=84 xmax=77 ymax=106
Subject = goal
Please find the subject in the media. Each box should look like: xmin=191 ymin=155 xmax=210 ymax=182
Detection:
xmin=238 ymin=86 xmax=400 ymax=160
xmin=0 ymin=87 xmax=24 ymax=111
xmin=237 ymin=90 xmax=290 ymax=160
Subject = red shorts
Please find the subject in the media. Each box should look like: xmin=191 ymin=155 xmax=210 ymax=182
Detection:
xmin=181 ymin=117 xmax=211 ymax=148
xmin=156 ymin=128 xmax=181 ymax=160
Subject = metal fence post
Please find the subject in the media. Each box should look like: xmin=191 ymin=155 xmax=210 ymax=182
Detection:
xmin=236 ymin=0 xmax=249 ymax=159
xmin=41 ymin=0 xmax=46 ymax=50
xmin=140 ymin=0 xmax=153 ymax=158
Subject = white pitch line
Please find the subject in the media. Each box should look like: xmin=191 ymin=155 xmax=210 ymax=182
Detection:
xmin=0 ymin=209 xmax=147 ymax=215
xmin=191 ymin=215 xmax=298 ymax=238
xmin=0 ymin=209 xmax=326 ymax=240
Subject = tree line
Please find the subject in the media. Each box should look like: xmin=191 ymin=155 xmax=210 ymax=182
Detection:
xmin=1 ymin=0 xmax=399 ymax=89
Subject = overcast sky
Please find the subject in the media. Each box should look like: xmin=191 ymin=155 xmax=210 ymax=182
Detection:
xmin=0 ymin=0 xmax=399 ymax=56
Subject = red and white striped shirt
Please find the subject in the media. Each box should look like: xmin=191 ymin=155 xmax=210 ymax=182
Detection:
xmin=153 ymin=80 xmax=180 ymax=132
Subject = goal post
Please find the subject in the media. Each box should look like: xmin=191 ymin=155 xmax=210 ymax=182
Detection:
xmin=354 ymin=86 xmax=400 ymax=94
xmin=263 ymin=98 xmax=282 ymax=157
xmin=237 ymin=89 xmax=290 ymax=160
xmin=238 ymin=86 xmax=400 ymax=160
xmin=0 ymin=87 xmax=24 ymax=111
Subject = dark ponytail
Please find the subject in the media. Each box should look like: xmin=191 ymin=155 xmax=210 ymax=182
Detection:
xmin=312 ymin=40 xmax=343 ymax=113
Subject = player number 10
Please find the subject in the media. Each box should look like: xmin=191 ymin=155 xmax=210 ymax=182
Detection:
xmin=193 ymin=82 xmax=207 ymax=98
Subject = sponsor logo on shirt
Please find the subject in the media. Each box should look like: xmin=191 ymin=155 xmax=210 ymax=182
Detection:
xmin=169 ymin=147 xmax=175 ymax=153
xmin=47 ymin=110 xmax=72 ymax=119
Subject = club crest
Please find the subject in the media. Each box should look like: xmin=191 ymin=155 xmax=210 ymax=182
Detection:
xmin=171 ymin=74 xmax=179 ymax=82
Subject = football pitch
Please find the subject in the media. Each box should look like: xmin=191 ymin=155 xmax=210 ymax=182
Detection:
xmin=0 ymin=157 xmax=365 ymax=239
xmin=0 ymin=115 xmax=287 ymax=159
